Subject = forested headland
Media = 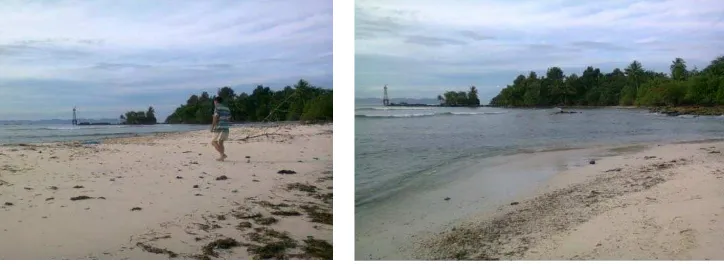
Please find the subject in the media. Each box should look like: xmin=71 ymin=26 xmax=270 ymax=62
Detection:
xmin=489 ymin=56 xmax=724 ymax=114
xmin=164 ymin=79 xmax=332 ymax=124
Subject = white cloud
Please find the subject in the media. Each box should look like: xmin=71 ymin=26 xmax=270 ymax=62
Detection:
xmin=356 ymin=0 xmax=724 ymax=99
xmin=0 ymin=0 xmax=332 ymax=120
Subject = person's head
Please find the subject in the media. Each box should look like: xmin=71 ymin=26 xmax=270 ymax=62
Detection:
xmin=214 ymin=97 xmax=223 ymax=106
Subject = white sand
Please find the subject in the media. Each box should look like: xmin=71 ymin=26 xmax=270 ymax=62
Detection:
xmin=0 ymin=124 xmax=332 ymax=260
xmin=415 ymin=140 xmax=724 ymax=260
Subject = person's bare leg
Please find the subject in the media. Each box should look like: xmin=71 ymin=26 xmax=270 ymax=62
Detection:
xmin=218 ymin=140 xmax=227 ymax=161
xmin=212 ymin=141 xmax=223 ymax=156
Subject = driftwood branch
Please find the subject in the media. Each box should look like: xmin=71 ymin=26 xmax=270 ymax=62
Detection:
xmin=238 ymin=132 xmax=288 ymax=141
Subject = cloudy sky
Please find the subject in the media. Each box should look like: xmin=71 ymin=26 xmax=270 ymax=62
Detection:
xmin=356 ymin=0 xmax=724 ymax=101
xmin=0 ymin=0 xmax=332 ymax=120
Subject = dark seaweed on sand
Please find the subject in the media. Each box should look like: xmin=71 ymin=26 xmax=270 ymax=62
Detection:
xmin=201 ymin=238 xmax=241 ymax=258
xmin=70 ymin=195 xmax=93 ymax=201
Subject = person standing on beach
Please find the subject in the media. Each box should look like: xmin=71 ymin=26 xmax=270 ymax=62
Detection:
xmin=210 ymin=97 xmax=231 ymax=161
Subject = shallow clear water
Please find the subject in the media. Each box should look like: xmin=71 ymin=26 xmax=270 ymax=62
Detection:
xmin=355 ymin=106 xmax=724 ymax=211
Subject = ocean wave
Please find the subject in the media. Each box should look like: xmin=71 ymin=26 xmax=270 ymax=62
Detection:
xmin=355 ymin=107 xmax=435 ymax=111
xmin=19 ymin=132 xmax=138 ymax=139
xmin=355 ymin=111 xmax=508 ymax=119
xmin=4 ymin=125 xmax=131 ymax=131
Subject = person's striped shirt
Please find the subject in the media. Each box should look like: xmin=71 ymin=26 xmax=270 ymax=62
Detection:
xmin=214 ymin=104 xmax=231 ymax=132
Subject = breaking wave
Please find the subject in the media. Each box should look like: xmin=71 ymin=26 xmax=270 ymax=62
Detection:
xmin=355 ymin=111 xmax=508 ymax=119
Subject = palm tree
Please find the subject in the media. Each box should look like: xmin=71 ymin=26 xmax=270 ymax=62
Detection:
xmin=437 ymin=95 xmax=444 ymax=105
xmin=624 ymin=60 xmax=644 ymax=90
xmin=670 ymin=58 xmax=687 ymax=81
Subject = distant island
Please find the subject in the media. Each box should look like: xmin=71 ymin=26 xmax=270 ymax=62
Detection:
xmin=488 ymin=56 xmax=724 ymax=116
xmin=437 ymin=86 xmax=481 ymax=107
xmin=120 ymin=107 xmax=157 ymax=125
xmin=373 ymin=85 xmax=483 ymax=107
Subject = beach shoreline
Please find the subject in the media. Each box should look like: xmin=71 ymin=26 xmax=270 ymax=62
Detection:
xmin=0 ymin=123 xmax=332 ymax=260
xmin=411 ymin=139 xmax=724 ymax=260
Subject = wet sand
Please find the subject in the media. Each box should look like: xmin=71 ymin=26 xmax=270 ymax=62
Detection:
xmin=0 ymin=124 xmax=332 ymax=260
xmin=414 ymin=140 xmax=724 ymax=260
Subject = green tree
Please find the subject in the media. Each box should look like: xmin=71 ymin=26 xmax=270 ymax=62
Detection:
xmin=670 ymin=58 xmax=688 ymax=81
xmin=164 ymin=79 xmax=332 ymax=124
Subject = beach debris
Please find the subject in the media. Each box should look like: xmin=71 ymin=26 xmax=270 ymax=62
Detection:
xmin=24 ymin=187 xmax=33 ymax=190
xmin=510 ymin=202 xmax=519 ymax=205
xmin=45 ymin=197 xmax=54 ymax=201
xmin=277 ymin=170 xmax=297 ymax=175
xmin=97 ymin=197 xmax=106 ymax=200
xmin=300 ymin=205 xmax=332 ymax=225
xmin=605 ymin=168 xmax=623 ymax=172
xmin=190 ymin=161 xmax=199 ymax=165
xmin=254 ymin=216 xmax=278 ymax=225
xmin=195 ymin=194 xmax=203 ymax=196
xmin=182 ymin=151 xmax=192 ymax=153
xmin=246 ymin=228 xmax=298 ymax=260
xmin=131 ymin=207 xmax=142 ymax=211
xmin=49 ymin=156 xmax=58 ymax=159
xmin=136 ymin=242 xmax=178 ymax=258
xmin=233 ymin=212 xmax=263 ymax=220
xmin=710 ymin=150 xmax=721 ymax=154
xmin=4 ymin=202 xmax=13 ymax=206
xmin=73 ymin=185 xmax=84 ymax=189
xmin=302 ymin=237 xmax=333 ymax=260
xmin=644 ymin=156 xmax=657 ymax=160
xmin=271 ymin=210 xmax=302 ymax=216
xmin=589 ymin=160 xmax=596 ymax=165
xmin=202 ymin=238 xmax=241 ymax=258
xmin=253 ymin=179 xmax=260 ymax=182
xmin=287 ymin=183 xmax=317 ymax=193
xmin=110 ymin=178 xmax=115 ymax=181
xmin=232 ymin=189 xmax=238 ymax=193
xmin=70 ymin=196 xmax=93 ymax=201
xmin=193 ymin=185 xmax=199 ymax=188
xmin=176 ymin=176 xmax=183 ymax=179
xmin=237 ymin=221 xmax=253 ymax=230
xmin=215 ymin=175 xmax=229 ymax=181
xmin=245 ymin=156 xmax=251 ymax=159
xmin=444 ymin=197 xmax=451 ymax=201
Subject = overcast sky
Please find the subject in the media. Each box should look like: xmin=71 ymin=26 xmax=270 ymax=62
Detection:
xmin=355 ymin=0 xmax=724 ymax=101
xmin=0 ymin=0 xmax=332 ymax=120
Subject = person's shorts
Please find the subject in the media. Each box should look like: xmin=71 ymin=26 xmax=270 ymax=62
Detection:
xmin=212 ymin=130 xmax=229 ymax=142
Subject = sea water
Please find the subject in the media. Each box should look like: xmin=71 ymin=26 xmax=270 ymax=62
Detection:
xmin=355 ymin=105 xmax=724 ymax=259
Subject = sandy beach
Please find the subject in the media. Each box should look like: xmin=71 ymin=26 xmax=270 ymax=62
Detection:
xmin=413 ymin=140 xmax=724 ymax=260
xmin=0 ymin=124 xmax=332 ymax=260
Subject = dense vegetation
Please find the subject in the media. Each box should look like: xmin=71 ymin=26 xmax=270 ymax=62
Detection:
xmin=164 ymin=79 xmax=332 ymax=124
xmin=437 ymin=86 xmax=481 ymax=106
xmin=120 ymin=107 xmax=157 ymax=125
xmin=489 ymin=56 xmax=724 ymax=108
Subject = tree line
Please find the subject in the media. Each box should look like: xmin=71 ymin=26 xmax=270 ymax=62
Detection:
xmin=164 ymin=79 xmax=332 ymax=124
xmin=437 ymin=86 xmax=481 ymax=106
xmin=489 ymin=56 xmax=724 ymax=107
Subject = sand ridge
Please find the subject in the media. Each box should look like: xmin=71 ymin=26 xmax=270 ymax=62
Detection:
xmin=414 ymin=141 xmax=724 ymax=260
xmin=0 ymin=124 xmax=332 ymax=260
